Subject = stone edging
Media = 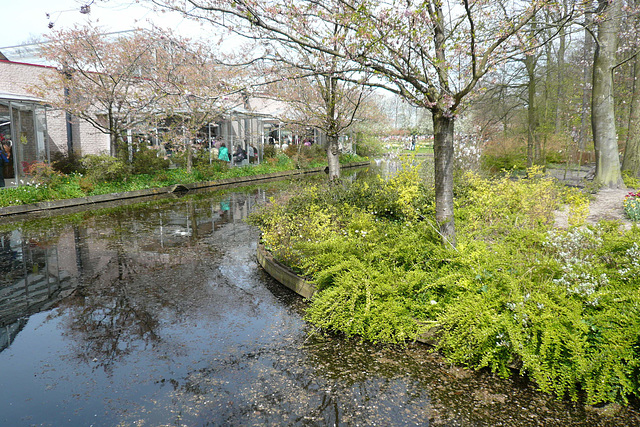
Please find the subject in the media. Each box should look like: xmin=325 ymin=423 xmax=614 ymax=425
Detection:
xmin=256 ymin=243 xmax=316 ymax=300
xmin=0 ymin=161 xmax=371 ymax=218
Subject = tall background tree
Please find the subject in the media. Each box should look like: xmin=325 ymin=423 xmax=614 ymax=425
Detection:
xmin=621 ymin=0 xmax=640 ymax=178
xmin=149 ymin=0 xmax=551 ymax=248
xmin=591 ymin=0 xmax=624 ymax=187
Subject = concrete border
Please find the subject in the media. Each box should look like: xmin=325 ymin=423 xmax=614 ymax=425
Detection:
xmin=0 ymin=161 xmax=371 ymax=218
xmin=256 ymin=244 xmax=316 ymax=300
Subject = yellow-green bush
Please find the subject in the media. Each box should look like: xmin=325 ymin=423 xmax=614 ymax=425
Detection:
xmin=250 ymin=163 xmax=640 ymax=404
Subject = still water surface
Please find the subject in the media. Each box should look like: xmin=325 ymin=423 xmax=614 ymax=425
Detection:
xmin=1 ymin=168 xmax=639 ymax=426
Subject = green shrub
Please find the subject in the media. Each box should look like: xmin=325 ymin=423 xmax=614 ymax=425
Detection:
xmin=132 ymin=145 xmax=170 ymax=175
xmin=275 ymin=152 xmax=291 ymax=166
xmin=250 ymin=162 xmax=640 ymax=404
xmin=24 ymin=161 xmax=64 ymax=186
xmin=355 ymin=133 xmax=384 ymax=158
xmin=306 ymin=143 xmax=326 ymax=159
xmin=51 ymin=151 xmax=85 ymax=175
xmin=81 ymin=154 xmax=130 ymax=182
xmin=622 ymin=171 xmax=640 ymax=189
xmin=481 ymin=151 xmax=527 ymax=172
xmin=545 ymin=149 xmax=566 ymax=164
xmin=263 ymin=144 xmax=276 ymax=159
xmin=78 ymin=176 xmax=95 ymax=193
xmin=194 ymin=159 xmax=229 ymax=180
xmin=192 ymin=149 xmax=217 ymax=168
xmin=339 ymin=153 xmax=367 ymax=164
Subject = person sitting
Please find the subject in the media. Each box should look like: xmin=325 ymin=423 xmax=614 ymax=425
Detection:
xmin=233 ymin=145 xmax=247 ymax=163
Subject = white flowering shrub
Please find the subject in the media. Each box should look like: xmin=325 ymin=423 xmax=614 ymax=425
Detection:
xmin=619 ymin=242 xmax=640 ymax=281
xmin=543 ymin=227 xmax=607 ymax=305
xmin=454 ymin=134 xmax=482 ymax=171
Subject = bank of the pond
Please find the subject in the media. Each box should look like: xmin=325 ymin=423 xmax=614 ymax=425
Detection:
xmin=0 ymin=161 xmax=371 ymax=218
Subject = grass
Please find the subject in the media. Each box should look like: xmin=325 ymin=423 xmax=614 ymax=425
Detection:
xmin=400 ymin=146 xmax=434 ymax=155
xmin=0 ymin=153 xmax=368 ymax=208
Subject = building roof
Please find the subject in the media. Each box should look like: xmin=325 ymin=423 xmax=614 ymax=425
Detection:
xmin=0 ymin=43 xmax=51 ymax=66
xmin=0 ymin=90 xmax=48 ymax=104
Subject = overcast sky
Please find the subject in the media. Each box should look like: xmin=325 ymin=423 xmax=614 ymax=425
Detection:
xmin=1 ymin=0 xmax=216 ymax=49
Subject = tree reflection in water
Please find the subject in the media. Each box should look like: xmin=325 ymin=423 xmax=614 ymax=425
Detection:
xmin=49 ymin=195 xmax=259 ymax=374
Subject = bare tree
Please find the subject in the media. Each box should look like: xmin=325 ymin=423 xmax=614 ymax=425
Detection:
xmin=259 ymin=50 xmax=373 ymax=178
xmin=151 ymin=36 xmax=241 ymax=173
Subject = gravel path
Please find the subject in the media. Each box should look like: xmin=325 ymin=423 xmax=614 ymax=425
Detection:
xmin=554 ymin=187 xmax=634 ymax=229
xmin=586 ymin=188 xmax=634 ymax=227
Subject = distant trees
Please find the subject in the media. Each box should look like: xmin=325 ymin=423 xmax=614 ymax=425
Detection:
xmin=466 ymin=0 xmax=637 ymax=188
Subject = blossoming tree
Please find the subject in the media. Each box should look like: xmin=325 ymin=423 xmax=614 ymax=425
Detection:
xmin=149 ymin=0 xmax=551 ymax=247
xmin=39 ymin=26 xmax=171 ymax=158
xmin=39 ymin=25 xmax=241 ymax=165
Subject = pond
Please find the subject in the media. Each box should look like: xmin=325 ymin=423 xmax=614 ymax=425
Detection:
xmin=1 ymin=165 xmax=639 ymax=426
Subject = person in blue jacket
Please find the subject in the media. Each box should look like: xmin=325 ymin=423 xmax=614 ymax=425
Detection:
xmin=0 ymin=142 xmax=9 ymax=188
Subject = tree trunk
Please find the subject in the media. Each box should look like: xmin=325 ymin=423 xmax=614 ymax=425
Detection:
xmin=621 ymin=0 xmax=640 ymax=177
xmin=579 ymin=18 xmax=594 ymax=156
xmin=591 ymin=0 xmax=623 ymax=188
xmin=109 ymin=110 xmax=117 ymax=157
xmin=622 ymin=53 xmax=640 ymax=177
xmin=186 ymin=138 xmax=193 ymax=174
xmin=555 ymin=13 xmax=566 ymax=133
xmin=433 ymin=112 xmax=456 ymax=248
xmin=326 ymin=134 xmax=340 ymax=180
xmin=525 ymin=53 xmax=537 ymax=168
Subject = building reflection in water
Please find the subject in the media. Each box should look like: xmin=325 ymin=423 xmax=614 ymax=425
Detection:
xmin=0 ymin=189 xmax=268 ymax=359
xmin=0 ymin=228 xmax=72 ymax=353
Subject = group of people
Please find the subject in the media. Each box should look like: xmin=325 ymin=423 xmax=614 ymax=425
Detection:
xmin=216 ymin=143 xmax=258 ymax=164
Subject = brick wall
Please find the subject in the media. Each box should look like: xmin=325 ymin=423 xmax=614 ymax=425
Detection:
xmin=0 ymin=60 xmax=110 ymax=156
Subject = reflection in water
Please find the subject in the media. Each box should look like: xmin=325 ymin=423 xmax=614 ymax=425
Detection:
xmin=0 ymin=169 xmax=639 ymax=426
xmin=0 ymin=228 xmax=74 ymax=353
